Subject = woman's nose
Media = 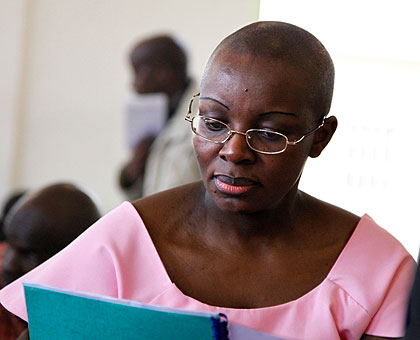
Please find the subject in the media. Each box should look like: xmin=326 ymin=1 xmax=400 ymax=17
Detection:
xmin=218 ymin=132 xmax=256 ymax=164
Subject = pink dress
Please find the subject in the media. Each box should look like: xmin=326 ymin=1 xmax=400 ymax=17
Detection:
xmin=0 ymin=202 xmax=415 ymax=340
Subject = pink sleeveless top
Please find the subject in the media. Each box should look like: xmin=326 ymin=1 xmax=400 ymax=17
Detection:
xmin=0 ymin=202 xmax=415 ymax=339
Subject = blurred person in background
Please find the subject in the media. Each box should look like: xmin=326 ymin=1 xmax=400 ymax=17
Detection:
xmin=0 ymin=191 xmax=26 ymax=274
xmin=119 ymin=35 xmax=200 ymax=199
xmin=0 ymin=182 xmax=101 ymax=340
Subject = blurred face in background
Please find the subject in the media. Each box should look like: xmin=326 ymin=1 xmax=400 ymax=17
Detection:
xmin=1 ymin=205 xmax=52 ymax=286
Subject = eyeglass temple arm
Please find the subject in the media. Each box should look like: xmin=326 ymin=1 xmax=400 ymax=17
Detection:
xmin=288 ymin=116 xmax=326 ymax=145
xmin=185 ymin=93 xmax=201 ymax=122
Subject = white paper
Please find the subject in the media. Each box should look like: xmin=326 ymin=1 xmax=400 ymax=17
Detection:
xmin=124 ymin=92 xmax=168 ymax=150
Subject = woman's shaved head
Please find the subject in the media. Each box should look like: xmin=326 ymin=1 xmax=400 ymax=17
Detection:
xmin=203 ymin=21 xmax=335 ymax=117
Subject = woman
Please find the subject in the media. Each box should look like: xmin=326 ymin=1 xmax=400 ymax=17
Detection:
xmin=0 ymin=22 xmax=415 ymax=340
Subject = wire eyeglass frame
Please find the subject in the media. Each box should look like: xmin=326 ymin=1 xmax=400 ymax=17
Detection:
xmin=185 ymin=93 xmax=326 ymax=155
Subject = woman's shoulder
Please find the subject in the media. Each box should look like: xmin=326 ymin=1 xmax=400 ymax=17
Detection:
xmin=320 ymin=207 xmax=416 ymax=322
xmin=304 ymin=193 xmax=416 ymax=328
xmin=132 ymin=181 xmax=204 ymax=234
xmin=312 ymin=192 xmax=413 ymax=261
xmin=303 ymin=192 xmax=413 ymax=264
xmin=301 ymin=191 xmax=361 ymax=239
xmin=133 ymin=181 xmax=203 ymax=214
xmin=333 ymin=212 xmax=415 ymax=269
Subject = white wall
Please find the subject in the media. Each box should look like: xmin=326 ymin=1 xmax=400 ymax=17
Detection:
xmin=0 ymin=0 xmax=27 ymax=201
xmin=1 ymin=0 xmax=259 ymax=212
xmin=260 ymin=0 xmax=420 ymax=258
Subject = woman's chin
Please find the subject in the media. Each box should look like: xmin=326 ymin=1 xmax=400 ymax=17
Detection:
xmin=206 ymin=192 xmax=262 ymax=215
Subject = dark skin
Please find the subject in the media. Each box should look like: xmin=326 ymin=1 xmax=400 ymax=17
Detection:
xmin=131 ymin=51 xmax=400 ymax=339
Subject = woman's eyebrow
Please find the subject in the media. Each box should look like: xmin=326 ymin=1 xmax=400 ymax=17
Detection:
xmin=198 ymin=98 xmax=296 ymax=117
xmin=199 ymin=97 xmax=230 ymax=111
xmin=258 ymin=111 xmax=297 ymax=117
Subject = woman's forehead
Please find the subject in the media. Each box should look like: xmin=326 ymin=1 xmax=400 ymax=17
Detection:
xmin=201 ymin=54 xmax=312 ymax=114
xmin=203 ymin=53 xmax=306 ymax=91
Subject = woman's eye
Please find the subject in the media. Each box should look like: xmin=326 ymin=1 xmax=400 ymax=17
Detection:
xmin=203 ymin=119 xmax=226 ymax=132
xmin=256 ymin=130 xmax=283 ymax=141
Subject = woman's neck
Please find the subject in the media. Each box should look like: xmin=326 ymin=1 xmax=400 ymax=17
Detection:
xmin=196 ymin=186 xmax=306 ymax=248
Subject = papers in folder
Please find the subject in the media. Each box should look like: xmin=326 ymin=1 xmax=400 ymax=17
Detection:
xmin=23 ymin=282 xmax=284 ymax=340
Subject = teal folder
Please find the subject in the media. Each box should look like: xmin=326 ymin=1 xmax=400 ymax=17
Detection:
xmin=24 ymin=282 xmax=283 ymax=340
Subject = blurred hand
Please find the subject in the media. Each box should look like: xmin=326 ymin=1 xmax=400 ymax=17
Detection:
xmin=119 ymin=135 xmax=156 ymax=189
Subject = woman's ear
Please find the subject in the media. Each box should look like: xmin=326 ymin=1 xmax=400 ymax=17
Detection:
xmin=309 ymin=116 xmax=338 ymax=158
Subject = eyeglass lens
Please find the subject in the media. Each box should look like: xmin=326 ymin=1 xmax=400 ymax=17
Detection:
xmin=192 ymin=116 xmax=288 ymax=153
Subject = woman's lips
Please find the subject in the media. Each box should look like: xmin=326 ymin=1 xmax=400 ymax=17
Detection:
xmin=214 ymin=175 xmax=258 ymax=195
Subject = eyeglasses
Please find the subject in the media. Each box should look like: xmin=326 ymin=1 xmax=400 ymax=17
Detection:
xmin=185 ymin=93 xmax=326 ymax=155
